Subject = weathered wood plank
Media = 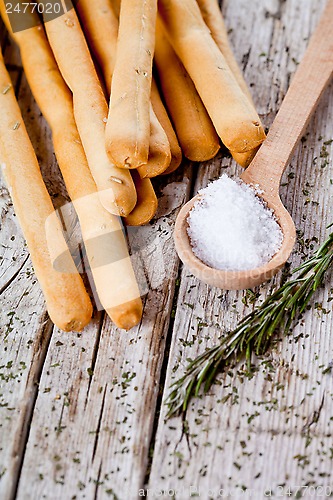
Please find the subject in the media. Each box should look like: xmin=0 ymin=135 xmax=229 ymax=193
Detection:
xmin=149 ymin=0 xmax=333 ymax=497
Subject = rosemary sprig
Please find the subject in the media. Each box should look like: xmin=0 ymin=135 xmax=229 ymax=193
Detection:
xmin=166 ymin=226 xmax=333 ymax=419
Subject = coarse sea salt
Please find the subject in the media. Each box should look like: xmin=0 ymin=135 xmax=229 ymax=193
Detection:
xmin=187 ymin=174 xmax=283 ymax=271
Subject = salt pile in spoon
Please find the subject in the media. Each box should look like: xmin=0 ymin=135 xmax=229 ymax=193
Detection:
xmin=187 ymin=174 xmax=283 ymax=271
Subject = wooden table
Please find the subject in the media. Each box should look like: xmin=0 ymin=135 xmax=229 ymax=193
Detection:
xmin=1 ymin=0 xmax=333 ymax=498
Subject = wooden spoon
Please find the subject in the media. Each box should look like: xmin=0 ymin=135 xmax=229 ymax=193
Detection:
xmin=174 ymin=0 xmax=333 ymax=290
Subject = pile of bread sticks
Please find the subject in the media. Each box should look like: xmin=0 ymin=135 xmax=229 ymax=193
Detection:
xmin=0 ymin=0 xmax=266 ymax=332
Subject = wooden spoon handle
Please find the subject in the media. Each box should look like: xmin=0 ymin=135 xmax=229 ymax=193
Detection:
xmin=246 ymin=0 xmax=333 ymax=189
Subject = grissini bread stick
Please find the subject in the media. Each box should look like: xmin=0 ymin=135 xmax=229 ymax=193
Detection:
xmin=105 ymin=0 xmax=158 ymax=169
xmin=136 ymin=106 xmax=171 ymax=178
xmin=110 ymin=0 xmax=250 ymax=166
xmin=110 ymin=0 xmax=121 ymax=18
xmin=41 ymin=5 xmax=136 ymax=217
xmin=108 ymin=0 xmax=182 ymax=173
xmin=150 ymin=79 xmax=182 ymax=175
xmin=158 ymin=0 xmax=266 ymax=155
xmin=64 ymin=194 xmax=143 ymax=330
xmin=196 ymin=0 xmax=254 ymax=106
xmin=79 ymin=0 xmax=181 ymax=173
xmin=154 ymin=18 xmax=220 ymax=162
xmin=124 ymin=170 xmax=158 ymax=226
xmin=111 ymin=0 xmax=211 ymax=165
xmin=76 ymin=0 xmax=172 ymax=177
xmin=196 ymin=0 xmax=262 ymax=167
xmin=0 ymin=50 xmax=92 ymax=332
xmin=1 ymin=6 xmax=143 ymax=330
xmin=75 ymin=0 xmax=118 ymax=95
xmin=231 ymin=148 xmax=260 ymax=169
xmin=74 ymin=0 xmax=165 ymax=219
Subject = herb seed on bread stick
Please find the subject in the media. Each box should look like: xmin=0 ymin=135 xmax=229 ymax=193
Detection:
xmin=1 ymin=5 xmax=143 ymax=330
xmin=154 ymin=18 xmax=220 ymax=162
xmin=158 ymin=0 xmax=266 ymax=155
xmin=41 ymin=5 xmax=136 ymax=217
xmin=105 ymin=0 xmax=158 ymax=169
xmin=0 ymin=49 xmax=92 ymax=332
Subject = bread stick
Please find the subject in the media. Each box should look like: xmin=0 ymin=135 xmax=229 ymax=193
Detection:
xmin=158 ymin=0 xmax=266 ymax=155
xmin=196 ymin=0 xmax=254 ymax=106
xmin=150 ymin=79 xmax=182 ymax=175
xmin=105 ymin=0 xmax=158 ymax=169
xmin=1 ymin=5 xmax=143 ymax=329
xmin=112 ymin=0 xmax=213 ymax=164
xmin=196 ymin=0 xmax=261 ymax=167
xmin=41 ymin=5 xmax=136 ymax=217
xmin=0 ymin=49 xmax=92 ymax=332
xmin=70 ymin=1 xmax=163 ymax=221
xmin=75 ymin=0 xmax=118 ymax=95
xmin=136 ymin=106 xmax=171 ymax=178
xmin=154 ymin=17 xmax=220 ymax=162
xmin=231 ymin=148 xmax=260 ymax=168
xmin=108 ymin=0 xmax=182 ymax=173
xmin=76 ymin=0 xmax=173 ymax=177
xmin=124 ymin=171 xmax=158 ymax=226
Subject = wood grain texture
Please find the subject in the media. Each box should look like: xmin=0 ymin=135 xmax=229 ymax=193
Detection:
xmin=1 ymin=1 xmax=333 ymax=499
xmin=246 ymin=0 xmax=333 ymax=180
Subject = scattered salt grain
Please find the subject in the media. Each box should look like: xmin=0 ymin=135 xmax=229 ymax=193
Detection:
xmin=187 ymin=174 xmax=283 ymax=271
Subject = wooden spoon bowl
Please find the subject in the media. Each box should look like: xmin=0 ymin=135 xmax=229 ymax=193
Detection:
xmin=174 ymin=0 xmax=333 ymax=290
xmin=174 ymin=184 xmax=296 ymax=290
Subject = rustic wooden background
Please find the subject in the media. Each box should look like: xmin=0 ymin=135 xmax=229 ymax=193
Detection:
xmin=1 ymin=0 xmax=333 ymax=498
